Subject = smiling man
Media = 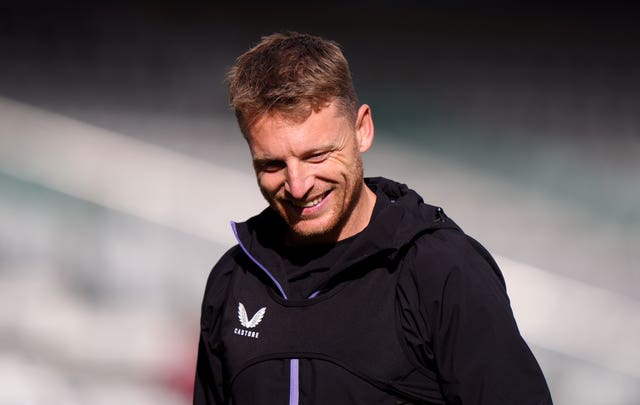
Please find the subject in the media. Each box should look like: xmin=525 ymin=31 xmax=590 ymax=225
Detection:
xmin=194 ymin=32 xmax=553 ymax=405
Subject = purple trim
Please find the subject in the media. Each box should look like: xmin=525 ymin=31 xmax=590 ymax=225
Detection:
xmin=231 ymin=221 xmax=288 ymax=299
xmin=230 ymin=221 xmax=299 ymax=404
xmin=289 ymin=359 xmax=299 ymax=405
xmin=308 ymin=290 xmax=321 ymax=299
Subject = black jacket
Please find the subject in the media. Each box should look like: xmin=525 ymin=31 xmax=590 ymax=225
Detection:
xmin=194 ymin=177 xmax=552 ymax=404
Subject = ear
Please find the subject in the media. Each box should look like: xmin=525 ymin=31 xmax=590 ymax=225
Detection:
xmin=354 ymin=104 xmax=374 ymax=153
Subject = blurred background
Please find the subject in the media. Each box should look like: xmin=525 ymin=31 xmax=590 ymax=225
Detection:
xmin=0 ymin=1 xmax=638 ymax=404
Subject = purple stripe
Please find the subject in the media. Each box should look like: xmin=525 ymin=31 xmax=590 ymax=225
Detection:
xmin=308 ymin=290 xmax=321 ymax=299
xmin=231 ymin=221 xmax=288 ymax=299
xmin=230 ymin=221 xmax=299 ymax=404
xmin=289 ymin=359 xmax=299 ymax=405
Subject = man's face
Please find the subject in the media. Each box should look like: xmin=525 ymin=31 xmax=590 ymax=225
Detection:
xmin=246 ymin=101 xmax=375 ymax=245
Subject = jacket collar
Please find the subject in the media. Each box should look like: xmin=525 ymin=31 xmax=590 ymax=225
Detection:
xmin=232 ymin=177 xmax=460 ymax=293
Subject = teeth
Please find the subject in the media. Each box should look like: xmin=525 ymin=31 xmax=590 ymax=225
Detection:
xmin=291 ymin=195 xmax=323 ymax=208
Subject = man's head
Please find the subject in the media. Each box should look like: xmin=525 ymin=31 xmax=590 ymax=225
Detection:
xmin=227 ymin=33 xmax=376 ymax=245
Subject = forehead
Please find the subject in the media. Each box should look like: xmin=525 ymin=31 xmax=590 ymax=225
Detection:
xmin=246 ymin=103 xmax=351 ymax=157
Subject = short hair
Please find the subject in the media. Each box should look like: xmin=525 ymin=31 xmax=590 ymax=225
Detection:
xmin=226 ymin=32 xmax=359 ymax=136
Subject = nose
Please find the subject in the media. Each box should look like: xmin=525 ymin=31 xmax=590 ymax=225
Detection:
xmin=284 ymin=162 xmax=313 ymax=199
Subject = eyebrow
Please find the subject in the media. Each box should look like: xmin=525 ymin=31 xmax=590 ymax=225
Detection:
xmin=253 ymin=143 xmax=335 ymax=163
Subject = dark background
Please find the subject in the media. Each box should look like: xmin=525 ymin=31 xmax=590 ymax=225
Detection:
xmin=2 ymin=1 xmax=639 ymax=125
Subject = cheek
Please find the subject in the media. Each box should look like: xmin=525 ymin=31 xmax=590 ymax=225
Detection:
xmin=257 ymin=173 xmax=283 ymax=196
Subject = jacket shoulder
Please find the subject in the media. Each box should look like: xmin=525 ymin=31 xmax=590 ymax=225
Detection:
xmin=397 ymin=228 xmax=552 ymax=403
xmin=403 ymin=227 xmax=507 ymax=299
xmin=396 ymin=227 xmax=513 ymax=350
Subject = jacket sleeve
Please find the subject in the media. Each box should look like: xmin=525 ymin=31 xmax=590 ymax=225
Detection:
xmin=193 ymin=250 xmax=237 ymax=405
xmin=398 ymin=230 xmax=553 ymax=404
xmin=193 ymin=331 xmax=224 ymax=405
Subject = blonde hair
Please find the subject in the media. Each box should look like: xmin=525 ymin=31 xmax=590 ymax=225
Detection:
xmin=226 ymin=32 xmax=359 ymax=136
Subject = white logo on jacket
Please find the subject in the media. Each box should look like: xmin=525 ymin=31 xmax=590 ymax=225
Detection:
xmin=238 ymin=302 xmax=266 ymax=328
xmin=235 ymin=303 xmax=266 ymax=339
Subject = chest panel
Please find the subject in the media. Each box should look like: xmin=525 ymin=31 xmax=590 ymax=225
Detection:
xmin=220 ymin=263 xmax=411 ymax=385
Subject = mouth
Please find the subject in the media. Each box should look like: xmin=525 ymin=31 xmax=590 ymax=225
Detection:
xmin=288 ymin=191 xmax=330 ymax=209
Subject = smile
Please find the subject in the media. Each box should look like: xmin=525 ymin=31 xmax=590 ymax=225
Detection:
xmin=289 ymin=192 xmax=329 ymax=208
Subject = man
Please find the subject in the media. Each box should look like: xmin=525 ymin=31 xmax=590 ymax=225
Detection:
xmin=194 ymin=32 xmax=552 ymax=404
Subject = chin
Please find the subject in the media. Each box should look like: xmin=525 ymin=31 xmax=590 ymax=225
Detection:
xmin=288 ymin=219 xmax=339 ymax=242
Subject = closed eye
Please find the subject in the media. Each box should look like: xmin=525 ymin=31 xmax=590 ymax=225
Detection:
xmin=254 ymin=159 xmax=286 ymax=173
xmin=306 ymin=151 xmax=330 ymax=163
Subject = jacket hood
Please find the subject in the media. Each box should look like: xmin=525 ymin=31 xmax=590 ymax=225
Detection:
xmin=365 ymin=177 xmax=459 ymax=251
xmin=232 ymin=177 xmax=461 ymax=297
